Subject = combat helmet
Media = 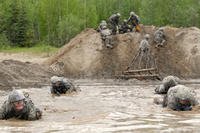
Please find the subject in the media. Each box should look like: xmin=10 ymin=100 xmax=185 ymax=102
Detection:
xmin=51 ymin=76 xmax=63 ymax=84
xmin=8 ymin=90 xmax=25 ymax=103
xmin=130 ymin=11 xmax=135 ymax=16
xmin=116 ymin=13 xmax=121 ymax=17
xmin=144 ymin=34 xmax=150 ymax=39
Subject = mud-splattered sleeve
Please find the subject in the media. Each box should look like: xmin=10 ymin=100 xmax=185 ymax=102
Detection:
xmin=27 ymin=101 xmax=42 ymax=121
xmin=0 ymin=101 xmax=9 ymax=119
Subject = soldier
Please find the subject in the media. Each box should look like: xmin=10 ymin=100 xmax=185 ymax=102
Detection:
xmin=155 ymin=75 xmax=180 ymax=94
xmin=50 ymin=76 xmax=77 ymax=96
xmin=0 ymin=90 xmax=42 ymax=120
xmin=139 ymin=34 xmax=150 ymax=53
xmin=138 ymin=34 xmax=151 ymax=68
xmin=163 ymin=85 xmax=198 ymax=111
xmin=119 ymin=19 xmax=132 ymax=34
xmin=97 ymin=20 xmax=107 ymax=32
xmin=154 ymin=27 xmax=166 ymax=47
xmin=127 ymin=11 xmax=140 ymax=32
xmin=99 ymin=24 xmax=114 ymax=49
xmin=108 ymin=13 xmax=121 ymax=34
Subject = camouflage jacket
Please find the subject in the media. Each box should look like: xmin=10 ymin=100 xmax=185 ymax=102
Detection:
xmin=0 ymin=98 xmax=42 ymax=120
xmin=154 ymin=30 xmax=165 ymax=42
xmin=164 ymin=85 xmax=198 ymax=111
xmin=109 ymin=14 xmax=120 ymax=26
xmin=127 ymin=15 xmax=140 ymax=25
xmin=139 ymin=39 xmax=150 ymax=53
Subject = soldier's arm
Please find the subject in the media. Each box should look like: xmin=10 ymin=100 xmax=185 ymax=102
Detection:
xmin=50 ymin=86 xmax=60 ymax=96
xmin=27 ymin=101 xmax=42 ymax=120
xmin=0 ymin=101 xmax=10 ymax=119
xmin=155 ymin=85 xmax=167 ymax=94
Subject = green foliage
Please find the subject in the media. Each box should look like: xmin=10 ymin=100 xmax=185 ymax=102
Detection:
xmin=0 ymin=0 xmax=200 ymax=47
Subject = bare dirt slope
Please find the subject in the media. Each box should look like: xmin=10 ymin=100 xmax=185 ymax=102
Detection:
xmin=45 ymin=26 xmax=200 ymax=79
xmin=0 ymin=60 xmax=54 ymax=90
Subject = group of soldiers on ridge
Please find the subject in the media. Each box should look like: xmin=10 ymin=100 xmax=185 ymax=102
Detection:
xmin=97 ymin=11 xmax=166 ymax=49
xmin=97 ymin=11 xmax=140 ymax=48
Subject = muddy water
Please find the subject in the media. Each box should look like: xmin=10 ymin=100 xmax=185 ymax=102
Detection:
xmin=0 ymin=79 xmax=200 ymax=133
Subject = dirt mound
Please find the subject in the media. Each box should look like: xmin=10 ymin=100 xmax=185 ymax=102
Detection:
xmin=45 ymin=26 xmax=200 ymax=79
xmin=0 ymin=60 xmax=54 ymax=90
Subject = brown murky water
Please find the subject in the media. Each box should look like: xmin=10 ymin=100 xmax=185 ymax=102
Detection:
xmin=0 ymin=79 xmax=200 ymax=133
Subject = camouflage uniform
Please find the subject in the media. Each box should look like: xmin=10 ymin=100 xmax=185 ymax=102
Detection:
xmin=155 ymin=76 xmax=180 ymax=94
xmin=119 ymin=19 xmax=132 ymax=34
xmin=108 ymin=13 xmax=121 ymax=34
xmin=127 ymin=12 xmax=140 ymax=31
xmin=154 ymin=28 xmax=166 ymax=47
xmin=100 ymin=26 xmax=114 ymax=49
xmin=50 ymin=76 xmax=76 ymax=96
xmin=137 ymin=34 xmax=151 ymax=68
xmin=163 ymin=85 xmax=198 ymax=111
xmin=97 ymin=20 xmax=107 ymax=32
xmin=0 ymin=90 xmax=42 ymax=120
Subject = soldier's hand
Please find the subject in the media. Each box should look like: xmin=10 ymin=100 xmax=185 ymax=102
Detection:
xmin=36 ymin=110 xmax=42 ymax=119
xmin=56 ymin=92 xmax=61 ymax=96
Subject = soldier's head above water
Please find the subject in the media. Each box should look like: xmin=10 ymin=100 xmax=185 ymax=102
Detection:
xmin=8 ymin=90 xmax=25 ymax=112
xmin=50 ymin=76 xmax=77 ymax=96
xmin=0 ymin=89 xmax=42 ymax=120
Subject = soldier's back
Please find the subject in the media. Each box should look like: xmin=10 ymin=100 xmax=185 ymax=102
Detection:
xmin=167 ymin=85 xmax=198 ymax=110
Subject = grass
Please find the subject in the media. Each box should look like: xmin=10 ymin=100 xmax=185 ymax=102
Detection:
xmin=0 ymin=44 xmax=59 ymax=55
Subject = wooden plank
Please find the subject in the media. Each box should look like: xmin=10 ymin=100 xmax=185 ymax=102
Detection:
xmin=123 ymin=68 xmax=157 ymax=74
xmin=117 ymin=74 xmax=159 ymax=78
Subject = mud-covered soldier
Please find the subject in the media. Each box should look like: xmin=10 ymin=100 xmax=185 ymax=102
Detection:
xmin=127 ymin=11 xmax=140 ymax=32
xmin=154 ymin=27 xmax=166 ymax=47
xmin=50 ymin=76 xmax=76 ymax=96
xmin=108 ymin=13 xmax=121 ymax=35
xmin=155 ymin=75 xmax=180 ymax=94
xmin=137 ymin=34 xmax=151 ymax=68
xmin=139 ymin=34 xmax=150 ymax=54
xmin=119 ymin=19 xmax=132 ymax=34
xmin=97 ymin=20 xmax=107 ymax=32
xmin=0 ymin=90 xmax=42 ymax=120
xmin=163 ymin=85 xmax=198 ymax=111
xmin=99 ymin=23 xmax=113 ymax=49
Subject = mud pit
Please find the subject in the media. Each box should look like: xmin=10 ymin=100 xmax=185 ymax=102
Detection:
xmin=0 ymin=79 xmax=200 ymax=133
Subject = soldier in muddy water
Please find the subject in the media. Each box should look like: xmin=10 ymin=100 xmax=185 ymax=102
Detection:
xmin=50 ymin=76 xmax=77 ymax=96
xmin=0 ymin=90 xmax=42 ymax=120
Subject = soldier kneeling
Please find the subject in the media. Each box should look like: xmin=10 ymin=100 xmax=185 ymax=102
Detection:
xmin=0 ymin=90 xmax=42 ymax=120
xmin=50 ymin=76 xmax=77 ymax=96
xmin=163 ymin=85 xmax=198 ymax=111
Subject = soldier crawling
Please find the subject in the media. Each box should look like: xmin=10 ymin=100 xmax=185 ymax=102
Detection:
xmin=155 ymin=75 xmax=180 ymax=94
xmin=0 ymin=90 xmax=42 ymax=120
xmin=50 ymin=76 xmax=77 ymax=96
xmin=99 ymin=22 xmax=114 ymax=49
xmin=154 ymin=27 xmax=166 ymax=47
xmin=163 ymin=85 xmax=198 ymax=111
